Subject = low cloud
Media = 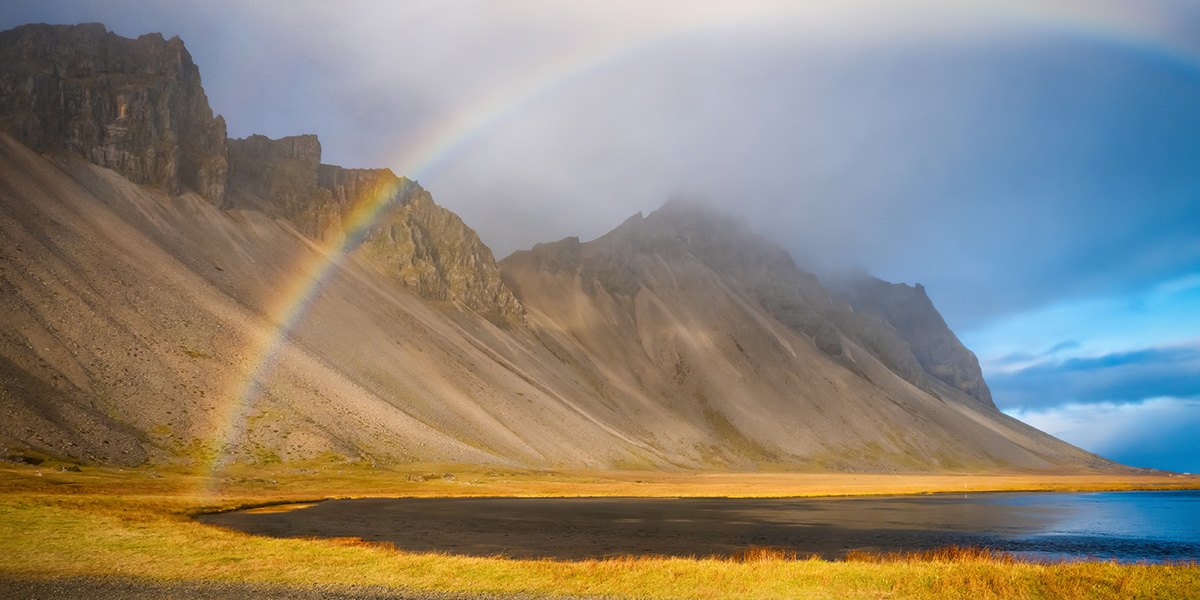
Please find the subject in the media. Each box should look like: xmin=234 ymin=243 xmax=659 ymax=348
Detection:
xmin=4 ymin=1 xmax=1199 ymax=332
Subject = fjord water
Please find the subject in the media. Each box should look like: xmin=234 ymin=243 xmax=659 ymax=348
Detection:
xmin=202 ymin=490 xmax=1200 ymax=562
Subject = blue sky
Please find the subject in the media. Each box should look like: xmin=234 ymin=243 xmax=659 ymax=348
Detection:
xmin=2 ymin=0 xmax=1197 ymax=472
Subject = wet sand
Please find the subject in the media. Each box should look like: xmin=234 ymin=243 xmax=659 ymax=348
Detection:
xmin=200 ymin=495 xmax=1037 ymax=560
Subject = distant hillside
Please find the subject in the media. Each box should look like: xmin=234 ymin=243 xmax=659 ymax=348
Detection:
xmin=0 ymin=23 xmax=1116 ymax=472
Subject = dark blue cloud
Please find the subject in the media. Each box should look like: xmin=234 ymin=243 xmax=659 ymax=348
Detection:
xmin=991 ymin=345 xmax=1200 ymax=410
xmin=995 ymin=351 xmax=1038 ymax=365
xmin=1047 ymin=341 xmax=1081 ymax=354
xmin=992 ymin=340 xmax=1083 ymax=367
xmin=846 ymin=38 xmax=1200 ymax=330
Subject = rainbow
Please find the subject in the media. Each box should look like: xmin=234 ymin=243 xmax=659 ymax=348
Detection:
xmin=197 ymin=1 xmax=1200 ymax=494
xmin=199 ymin=175 xmax=412 ymax=492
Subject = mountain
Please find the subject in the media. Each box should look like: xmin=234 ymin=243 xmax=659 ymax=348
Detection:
xmin=0 ymin=23 xmax=1115 ymax=471
xmin=498 ymin=202 xmax=1107 ymax=470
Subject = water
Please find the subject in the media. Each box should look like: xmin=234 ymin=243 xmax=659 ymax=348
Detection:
xmin=202 ymin=490 xmax=1200 ymax=562
xmin=960 ymin=490 xmax=1200 ymax=562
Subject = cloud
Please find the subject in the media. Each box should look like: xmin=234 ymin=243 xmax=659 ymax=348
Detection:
xmin=402 ymin=8 xmax=1200 ymax=334
xmin=991 ymin=340 xmax=1081 ymax=370
xmin=2 ymin=1 xmax=1197 ymax=342
xmin=965 ymin=273 xmax=1200 ymax=376
xmin=988 ymin=343 xmax=1200 ymax=409
xmin=1006 ymin=397 xmax=1200 ymax=472
xmin=1047 ymin=340 xmax=1081 ymax=354
xmin=3 ymin=3 xmax=1198 ymax=335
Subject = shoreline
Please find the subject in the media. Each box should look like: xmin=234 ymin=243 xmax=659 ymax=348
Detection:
xmin=2 ymin=465 xmax=1197 ymax=600
xmin=200 ymin=492 xmax=1200 ymax=563
xmin=4 ymin=462 xmax=1199 ymax=500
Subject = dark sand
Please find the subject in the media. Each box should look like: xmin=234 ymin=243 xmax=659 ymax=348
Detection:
xmin=200 ymin=495 xmax=1034 ymax=560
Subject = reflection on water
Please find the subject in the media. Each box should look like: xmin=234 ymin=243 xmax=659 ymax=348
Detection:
xmin=720 ymin=490 xmax=1200 ymax=562
xmin=201 ymin=490 xmax=1200 ymax=562
xmin=969 ymin=490 xmax=1200 ymax=562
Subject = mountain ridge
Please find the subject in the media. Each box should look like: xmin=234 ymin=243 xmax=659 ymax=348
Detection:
xmin=0 ymin=22 xmax=1120 ymax=473
xmin=499 ymin=201 xmax=1105 ymax=471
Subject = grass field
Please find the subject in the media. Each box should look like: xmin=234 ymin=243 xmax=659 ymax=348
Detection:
xmin=1 ymin=460 xmax=1198 ymax=599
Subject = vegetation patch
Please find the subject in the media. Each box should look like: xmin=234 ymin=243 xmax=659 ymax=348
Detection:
xmin=0 ymin=464 xmax=1197 ymax=600
xmin=181 ymin=347 xmax=213 ymax=359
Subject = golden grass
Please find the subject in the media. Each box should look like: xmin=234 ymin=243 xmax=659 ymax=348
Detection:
xmin=239 ymin=502 xmax=319 ymax=514
xmin=1 ymin=462 xmax=1197 ymax=599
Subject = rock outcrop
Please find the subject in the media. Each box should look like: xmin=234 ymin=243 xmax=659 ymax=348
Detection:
xmin=223 ymin=133 xmax=523 ymax=325
xmin=0 ymin=23 xmax=227 ymax=203
xmin=832 ymin=275 xmax=995 ymax=408
xmin=355 ymin=180 xmax=524 ymax=325
xmin=225 ymin=134 xmax=324 ymax=216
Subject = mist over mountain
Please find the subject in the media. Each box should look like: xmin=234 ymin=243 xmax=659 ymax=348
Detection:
xmin=0 ymin=23 xmax=1121 ymax=472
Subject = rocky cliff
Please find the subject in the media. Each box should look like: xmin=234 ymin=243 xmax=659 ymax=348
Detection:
xmin=225 ymin=134 xmax=325 ymax=218
xmin=832 ymin=275 xmax=995 ymax=407
xmin=224 ymin=133 xmax=523 ymax=325
xmin=0 ymin=24 xmax=518 ymax=325
xmin=355 ymin=181 xmax=524 ymax=325
xmin=0 ymin=23 xmax=227 ymax=203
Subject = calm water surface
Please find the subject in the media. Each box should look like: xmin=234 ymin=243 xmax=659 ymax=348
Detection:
xmin=955 ymin=490 xmax=1200 ymax=562
xmin=203 ymin=490 xmax=1200 ymax=562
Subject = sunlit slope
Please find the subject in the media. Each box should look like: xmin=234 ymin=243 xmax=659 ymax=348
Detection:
xmin=0 ymin=133 xmax=662 ymax=468
xmin=0 ymin=131 xmax=1112 ymax=471
xmin=500 ymin=202 xmax=1113 ymax=470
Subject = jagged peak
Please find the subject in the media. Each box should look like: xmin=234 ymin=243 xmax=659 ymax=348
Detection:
xmin=5 ymin=21 xmax=108 ymax=37
xmin=229 ymin=133 xmax=321 ymax=157
xmin=532 ymin=235 xmax=582 ymax=250
xmin=596 ymin=200 xmax=796 ymax=277
xmin=502 ymin=236 xmax=583 ymax=278
xmin=319 ymin=162 xmax=400 ymax=180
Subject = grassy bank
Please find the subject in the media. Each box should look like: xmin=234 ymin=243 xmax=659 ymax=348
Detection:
xmin=1 ymin=462 xmax=1197 ymax=599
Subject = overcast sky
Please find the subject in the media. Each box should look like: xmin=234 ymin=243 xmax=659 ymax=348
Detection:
xmin=3 ymin=0 xmax=1198 ymax=472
